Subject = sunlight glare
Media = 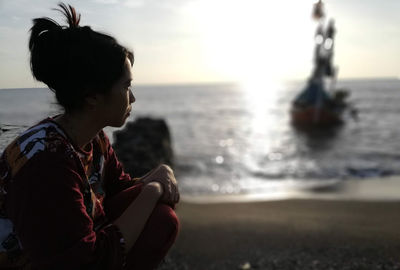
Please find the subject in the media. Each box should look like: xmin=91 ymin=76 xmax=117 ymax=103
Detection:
xmin=239 ymin=78 xmax=284 ymax=163
xmin=185 ymin=0 xmax=315 ymax=84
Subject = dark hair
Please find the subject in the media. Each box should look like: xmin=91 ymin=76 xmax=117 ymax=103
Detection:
xmin=29 ymin=3 xmax=134 ymax=112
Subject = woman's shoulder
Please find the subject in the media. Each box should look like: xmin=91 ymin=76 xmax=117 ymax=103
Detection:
xmin=1 ymin=118 xmax=78 ymax=178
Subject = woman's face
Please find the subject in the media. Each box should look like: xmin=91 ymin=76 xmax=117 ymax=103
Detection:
xmin=98 ymin=58 xmax=135 ymax=127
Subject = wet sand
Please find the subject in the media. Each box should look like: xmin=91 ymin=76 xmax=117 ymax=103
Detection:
xmin=160 ymin=193 xmax=400 ymax=269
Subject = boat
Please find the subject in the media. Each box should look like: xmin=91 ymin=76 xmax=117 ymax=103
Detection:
xmin=291 ymin=105 xmax=342 ymax=127
xmin=290 ymin=0 xmax=354 ymax=128
xmin=291 ymin=78 xmax=348 ymax=127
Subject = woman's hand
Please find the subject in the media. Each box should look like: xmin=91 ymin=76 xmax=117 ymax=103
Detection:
xmin=140 ymin=164 xmax=179 ymax=205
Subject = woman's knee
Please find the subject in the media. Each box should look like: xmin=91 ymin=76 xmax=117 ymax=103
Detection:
xmin=153 ymin=203 xmax=179 ymax=232
xmin=124 ymin=204 xmax=179 ymax=269
xmin=149 ymin=203 xmax=179 ymax=241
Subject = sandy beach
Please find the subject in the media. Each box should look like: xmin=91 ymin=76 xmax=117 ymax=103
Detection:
xmin=159 ymin=182 xmax=400 ymax=269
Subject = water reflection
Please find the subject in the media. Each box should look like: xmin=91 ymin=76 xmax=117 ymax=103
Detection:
xmin=227 ymin=79 xmax=357 ymax=198
xmin=240 ymin=79 xmax=284 ymax=156
xmin=295 ymin=124 xmax=343 ymax=152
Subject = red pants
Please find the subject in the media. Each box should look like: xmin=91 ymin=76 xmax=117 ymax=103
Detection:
xmin=104 ymin=184 xmax=179 ymax=270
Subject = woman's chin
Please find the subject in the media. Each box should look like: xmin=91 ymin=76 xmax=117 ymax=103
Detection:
xmin=108 ymin=119 xmax=126 ymax=128
xmin=107 ymin=113 xmax=131 ymax=128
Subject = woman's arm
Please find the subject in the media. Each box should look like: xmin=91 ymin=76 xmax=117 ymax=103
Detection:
xmin=99 ymin=132 xmax=179 ymax=205
xmin=113 ymin=182 xmax=164 ymax=250
xmin=6 ymin=154 xmax=128 ymax=270
xmin=100 ymin=131 xmax=138 ymax=197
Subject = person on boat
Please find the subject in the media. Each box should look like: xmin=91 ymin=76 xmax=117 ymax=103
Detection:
xmin=313 ymin=19 xmax=335 ymax=79
xmin=324 ymin=19 xmax=336 ymax=77
xmin=294 ymin=15 xmax=337 ymax=110
xmin=0 ymin=3 xmax=179 ymax=270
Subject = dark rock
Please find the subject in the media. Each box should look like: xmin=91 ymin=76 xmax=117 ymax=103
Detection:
xmin=112 ymin=117 xmax=174 ymax=178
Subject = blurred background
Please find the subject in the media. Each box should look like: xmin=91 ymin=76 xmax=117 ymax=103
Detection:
xmin=1 ymin=0 xmax=400 ymax=200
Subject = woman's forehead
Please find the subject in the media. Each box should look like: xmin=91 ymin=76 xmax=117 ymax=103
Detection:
xmin=121 ymin=58 xmax=133 ymax=82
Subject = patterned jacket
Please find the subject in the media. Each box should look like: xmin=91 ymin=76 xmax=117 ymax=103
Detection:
xmin=0 ymin=118 xmax=137 ymax=269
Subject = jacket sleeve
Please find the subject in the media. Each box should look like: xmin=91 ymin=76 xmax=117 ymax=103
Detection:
xmin=5 ymin=152 xmax=126 ymax=270
xmin=101 ymin=132 xmax=139 ymax=198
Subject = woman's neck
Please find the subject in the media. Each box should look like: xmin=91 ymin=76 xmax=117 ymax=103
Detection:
xmin=55 ymin=112 xmax=103 ymax=150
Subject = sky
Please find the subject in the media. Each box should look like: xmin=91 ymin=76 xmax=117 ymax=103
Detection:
xmin=0 ymin=0 xmax=399 ymax=88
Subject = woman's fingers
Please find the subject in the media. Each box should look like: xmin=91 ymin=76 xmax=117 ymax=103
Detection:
xmin=171 ymin=185 xmax=177 ymax=202
xmin=174 ymin=190 xmax=180 ymax=203
xmin=170 ymin=184 xmax=179 ymax=204
xmin=160 ymin=182 xmax=179 ymax=205
xmin=163 ymin=182 xmax=173 ymax=203
xmin=172 ymin=186 xmax=178 ymax=202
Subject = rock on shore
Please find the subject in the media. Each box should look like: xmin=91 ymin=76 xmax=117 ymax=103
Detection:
xmin=112 ymin=117 xmax=174 ymax=178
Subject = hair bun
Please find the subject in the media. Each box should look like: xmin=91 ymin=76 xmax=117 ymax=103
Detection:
xmin=29 ymin=3 xmax=81 ymax=51
xmin=28 ymin=18 xmax=61 ymax=51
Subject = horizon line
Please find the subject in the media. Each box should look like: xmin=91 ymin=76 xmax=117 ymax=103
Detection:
xmin=1 ymin=76 xmax=399 ymax=90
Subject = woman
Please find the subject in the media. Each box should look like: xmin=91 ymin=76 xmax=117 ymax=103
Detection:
xmin=0 ymin=3 xmax=179 ymax=270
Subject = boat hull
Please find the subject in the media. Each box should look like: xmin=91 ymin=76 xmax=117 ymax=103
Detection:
xmin=291 ymin=106 xmax=343 ymax=127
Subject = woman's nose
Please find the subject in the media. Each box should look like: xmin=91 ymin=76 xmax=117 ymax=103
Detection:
xmin=129 ymin=89 xmax=135 ymax=104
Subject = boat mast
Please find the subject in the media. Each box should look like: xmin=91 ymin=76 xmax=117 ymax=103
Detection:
xmin=311 ymin=0 xmax=336 ymax=83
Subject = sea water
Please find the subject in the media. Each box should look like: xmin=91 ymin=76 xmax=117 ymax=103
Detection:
xmin=1 ymin=79 xmax=400 ymax=198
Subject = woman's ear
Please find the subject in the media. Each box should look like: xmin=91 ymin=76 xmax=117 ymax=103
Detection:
xmin=85 ymin=92 xmax=104 ymax=108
